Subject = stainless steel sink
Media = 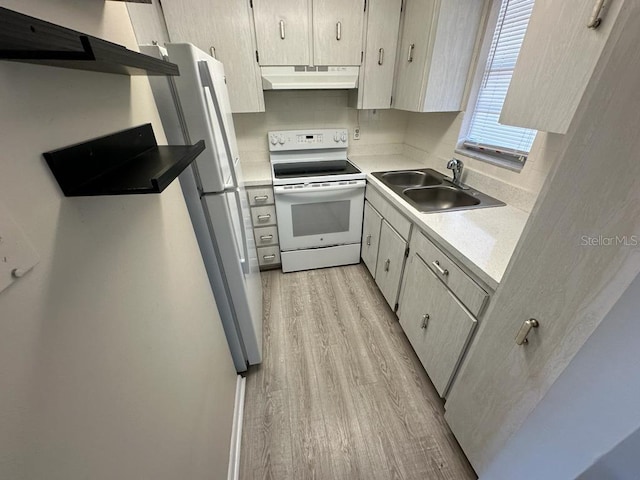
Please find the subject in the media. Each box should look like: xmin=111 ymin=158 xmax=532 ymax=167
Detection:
xmin=371 ymin=168 xmax=505 ymax=213
xmin=404 ymin=186 xmax=481 ymax=210
xmin=377 ymin=170 xmax=442 ymax=188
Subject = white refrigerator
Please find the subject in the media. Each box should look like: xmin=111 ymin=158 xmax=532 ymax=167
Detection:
xmin=142 ymin=43 xmax=262 ymax=372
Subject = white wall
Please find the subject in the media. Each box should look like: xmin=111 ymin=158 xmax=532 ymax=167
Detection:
xmin=579 ymin=426 xmax=640 ymax=480
xmin=234 ymin=90 xmax=409 ymax=169
xmin=481 ymin=273 xmax=640 ymax=480
xmin=402 ymin=111 xmax=559 ymax=212
xmin=0 ymin=1 xmax=238 ymax=479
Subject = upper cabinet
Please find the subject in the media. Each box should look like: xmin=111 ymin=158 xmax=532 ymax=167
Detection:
xmin=252 ymin=0 xmax=365 ymax=66
xmin=161 ymin=0 xmax=265 ymax=113
xmin=500 ymin=0 xmax=624 ymax=134
xmin=356 ymin=0 xmax=403 ymax=109
xmin=252 ymin=0 xmax=310 ymax=65
xmin=312 ymin=0 xmax=365 ymax=65
xmin=392 ymin=0 xmax=485 ymax=112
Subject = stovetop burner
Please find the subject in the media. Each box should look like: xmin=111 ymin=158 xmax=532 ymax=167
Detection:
xmin=273 ymin=160 xmax=361 ymax=179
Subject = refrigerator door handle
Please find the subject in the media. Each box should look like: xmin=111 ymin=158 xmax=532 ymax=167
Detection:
xmin=197 ymin=61 xmax=239 ymax=188
xmin=233 ymin=187 xmax=250 ymax=275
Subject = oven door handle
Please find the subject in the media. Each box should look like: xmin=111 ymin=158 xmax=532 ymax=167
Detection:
xmin=273 ymin=182 xmax=365 ymax=195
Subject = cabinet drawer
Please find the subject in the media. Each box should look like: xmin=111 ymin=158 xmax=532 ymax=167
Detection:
xmin=399 ymin=253 xmax=477 ymax=396
xmin=250 ymin=205 xmax=277 ymax=227
xmin=246 ymin=186 xmax=274 ymax=206
xmin=365 ymin=185 xmax=412 ymax=240
xmin=254 ymin=226 xmax=279 ymax=247
xmin=257 ymin=246 xmax=281 ymax=267
xmin=412 ymin=230 xmax=488 ymax=317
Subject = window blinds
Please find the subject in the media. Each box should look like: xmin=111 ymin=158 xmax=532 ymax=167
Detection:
xmin=464 ymin=0 xmax=537 ymax=161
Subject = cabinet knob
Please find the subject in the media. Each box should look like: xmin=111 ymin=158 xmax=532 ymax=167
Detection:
xmin=384 ymin=259 xmax=390 ymax=272
xmin=378 ymin=47 xmax=384 ymax=65
xmin=515 ymin=318 xmax=539 ymax=345
xmin=421 ymin=313 xmax=430 ymax=329
xmin=366 ymin=234 xmax=371 ymax=246
xmin=336 ymin=21 xmax=342 ymax=41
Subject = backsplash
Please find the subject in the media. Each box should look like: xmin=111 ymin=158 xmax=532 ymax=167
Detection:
xmin=402 ymin=111 xmax=559 ymax=211
xmin=233 ymin=90 xmax=558 ymax=212
xmin=233 ymin=90 xmax=409 ymax=164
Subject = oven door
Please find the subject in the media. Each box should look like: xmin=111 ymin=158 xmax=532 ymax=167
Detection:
xmin=274 ymin=180 xmax=366 ymax=251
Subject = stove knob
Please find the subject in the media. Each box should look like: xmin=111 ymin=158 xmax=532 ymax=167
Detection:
xmin=278 ymin=135 xmax=285 ymax=145
xmin=270 ymin=136 xmax=277 ymax=145
xmin=341 ymin=133 xmax=347 ymax=142
xmin=334 ymin=133 xmax=340 ymax=142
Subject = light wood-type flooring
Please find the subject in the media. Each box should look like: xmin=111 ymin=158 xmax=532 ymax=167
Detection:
xmin=239 ymin=264 xmax=476 ymax=480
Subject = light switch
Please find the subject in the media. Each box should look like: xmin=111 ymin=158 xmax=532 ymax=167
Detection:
xmin=0 ymin=201 xmax=39 ymax=294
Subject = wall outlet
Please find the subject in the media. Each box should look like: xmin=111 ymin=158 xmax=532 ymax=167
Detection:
xmin=353 ymin=127 xmax=360 ymax=140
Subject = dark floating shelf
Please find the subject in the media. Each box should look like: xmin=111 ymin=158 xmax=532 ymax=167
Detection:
xmin=44 ymin=124 xmax=205 ymax=196
xmin=0 ymin=7 xmax=178 ymax=76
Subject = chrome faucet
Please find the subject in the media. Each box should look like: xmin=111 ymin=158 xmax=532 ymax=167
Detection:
xmin=446 ymin=158 xmax=466 ymax=189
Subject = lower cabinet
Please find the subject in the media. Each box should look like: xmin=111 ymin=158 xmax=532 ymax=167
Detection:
xmin=398 ymin=252 xmax=477 ymax=397
xmin=361 ymin=201 xmax=383 ymax=275
xmin=362 ymin=183 xmax=492 ymax=397
xmin=361 ymin=188 xmax=412 ymax=311
xmin=247 ymin=185 xmax=281 ymax=270
xmin=375 ymin=220 xmax=408 ymax=309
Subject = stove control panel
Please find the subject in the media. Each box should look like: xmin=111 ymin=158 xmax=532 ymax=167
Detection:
xmin=268 ymin=129 xmax=348 ymax=151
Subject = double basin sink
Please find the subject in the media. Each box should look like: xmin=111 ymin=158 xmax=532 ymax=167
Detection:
xmin=371 ymin=168 xmax=505 ymax=213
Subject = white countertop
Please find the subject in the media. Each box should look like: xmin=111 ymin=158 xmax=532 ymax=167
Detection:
xmin=239 ymin=160 xmax=272 ymax=187
xmin=350 ymin=154 xmax=530 ymax=289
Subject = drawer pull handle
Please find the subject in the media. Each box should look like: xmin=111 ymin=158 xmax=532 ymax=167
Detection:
xmin=587 ymin=0 xmax=605 ymax=29
xmin=432 ymin=260 xmax=449 ymax=276
xmin=366 ymin=234 xmax=372 ymax=246
xmin=257 ymin=214 xmax=271 ymax=222
xmin=421 ymin=313 xmax=430 ymax=329
xmin=260 ymin=234 xmax=273 ymax=241
xmin=516 ymin=318 xmax=539 ymax=345
xmin=407 ymin=43 xmax=415 ymax=63
xmin=263 ymin=254 xmax=276 ymax=261
xmin=254 ymin=195 xmax=269 ymax=202
xmin=384 ymin=259 xmax=390 ymax=272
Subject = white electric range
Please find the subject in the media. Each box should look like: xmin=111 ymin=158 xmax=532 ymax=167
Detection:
xmin=269 ymin=128 xmax=366 ymax=273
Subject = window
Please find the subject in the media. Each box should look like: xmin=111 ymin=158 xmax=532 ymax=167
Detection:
xmin=460 ymin=0 xmax=537 ymax=168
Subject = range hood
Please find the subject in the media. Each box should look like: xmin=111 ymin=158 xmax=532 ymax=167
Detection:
xmin=261 ymin=66 xmax=359 ymax=90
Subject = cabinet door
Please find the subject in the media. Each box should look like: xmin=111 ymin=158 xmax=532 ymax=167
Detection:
xmin=312 ymin=0 xmax=365 ymax=65
xmin=500 ymin=0 xmax=623 ymax=134
xmin=361 ymin=201 xmax=383 ymax=277
xmin=398 ymin=254 xmax=476 ymax=396
xmin=162 ymin=0 xmax=265 ymax=113
xmin=360 ymin=0 xmax=402 ymax=109
xmin=392 ymin=0 xmax=436 ymax=111
xmin=374 ymin=220 xmax=407 ymax=309
xmin=252 ymin=0 xmax=310 ymax=65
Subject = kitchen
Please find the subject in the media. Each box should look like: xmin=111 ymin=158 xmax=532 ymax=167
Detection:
xmin=0 ymin=0 xmax=639 ymax=479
